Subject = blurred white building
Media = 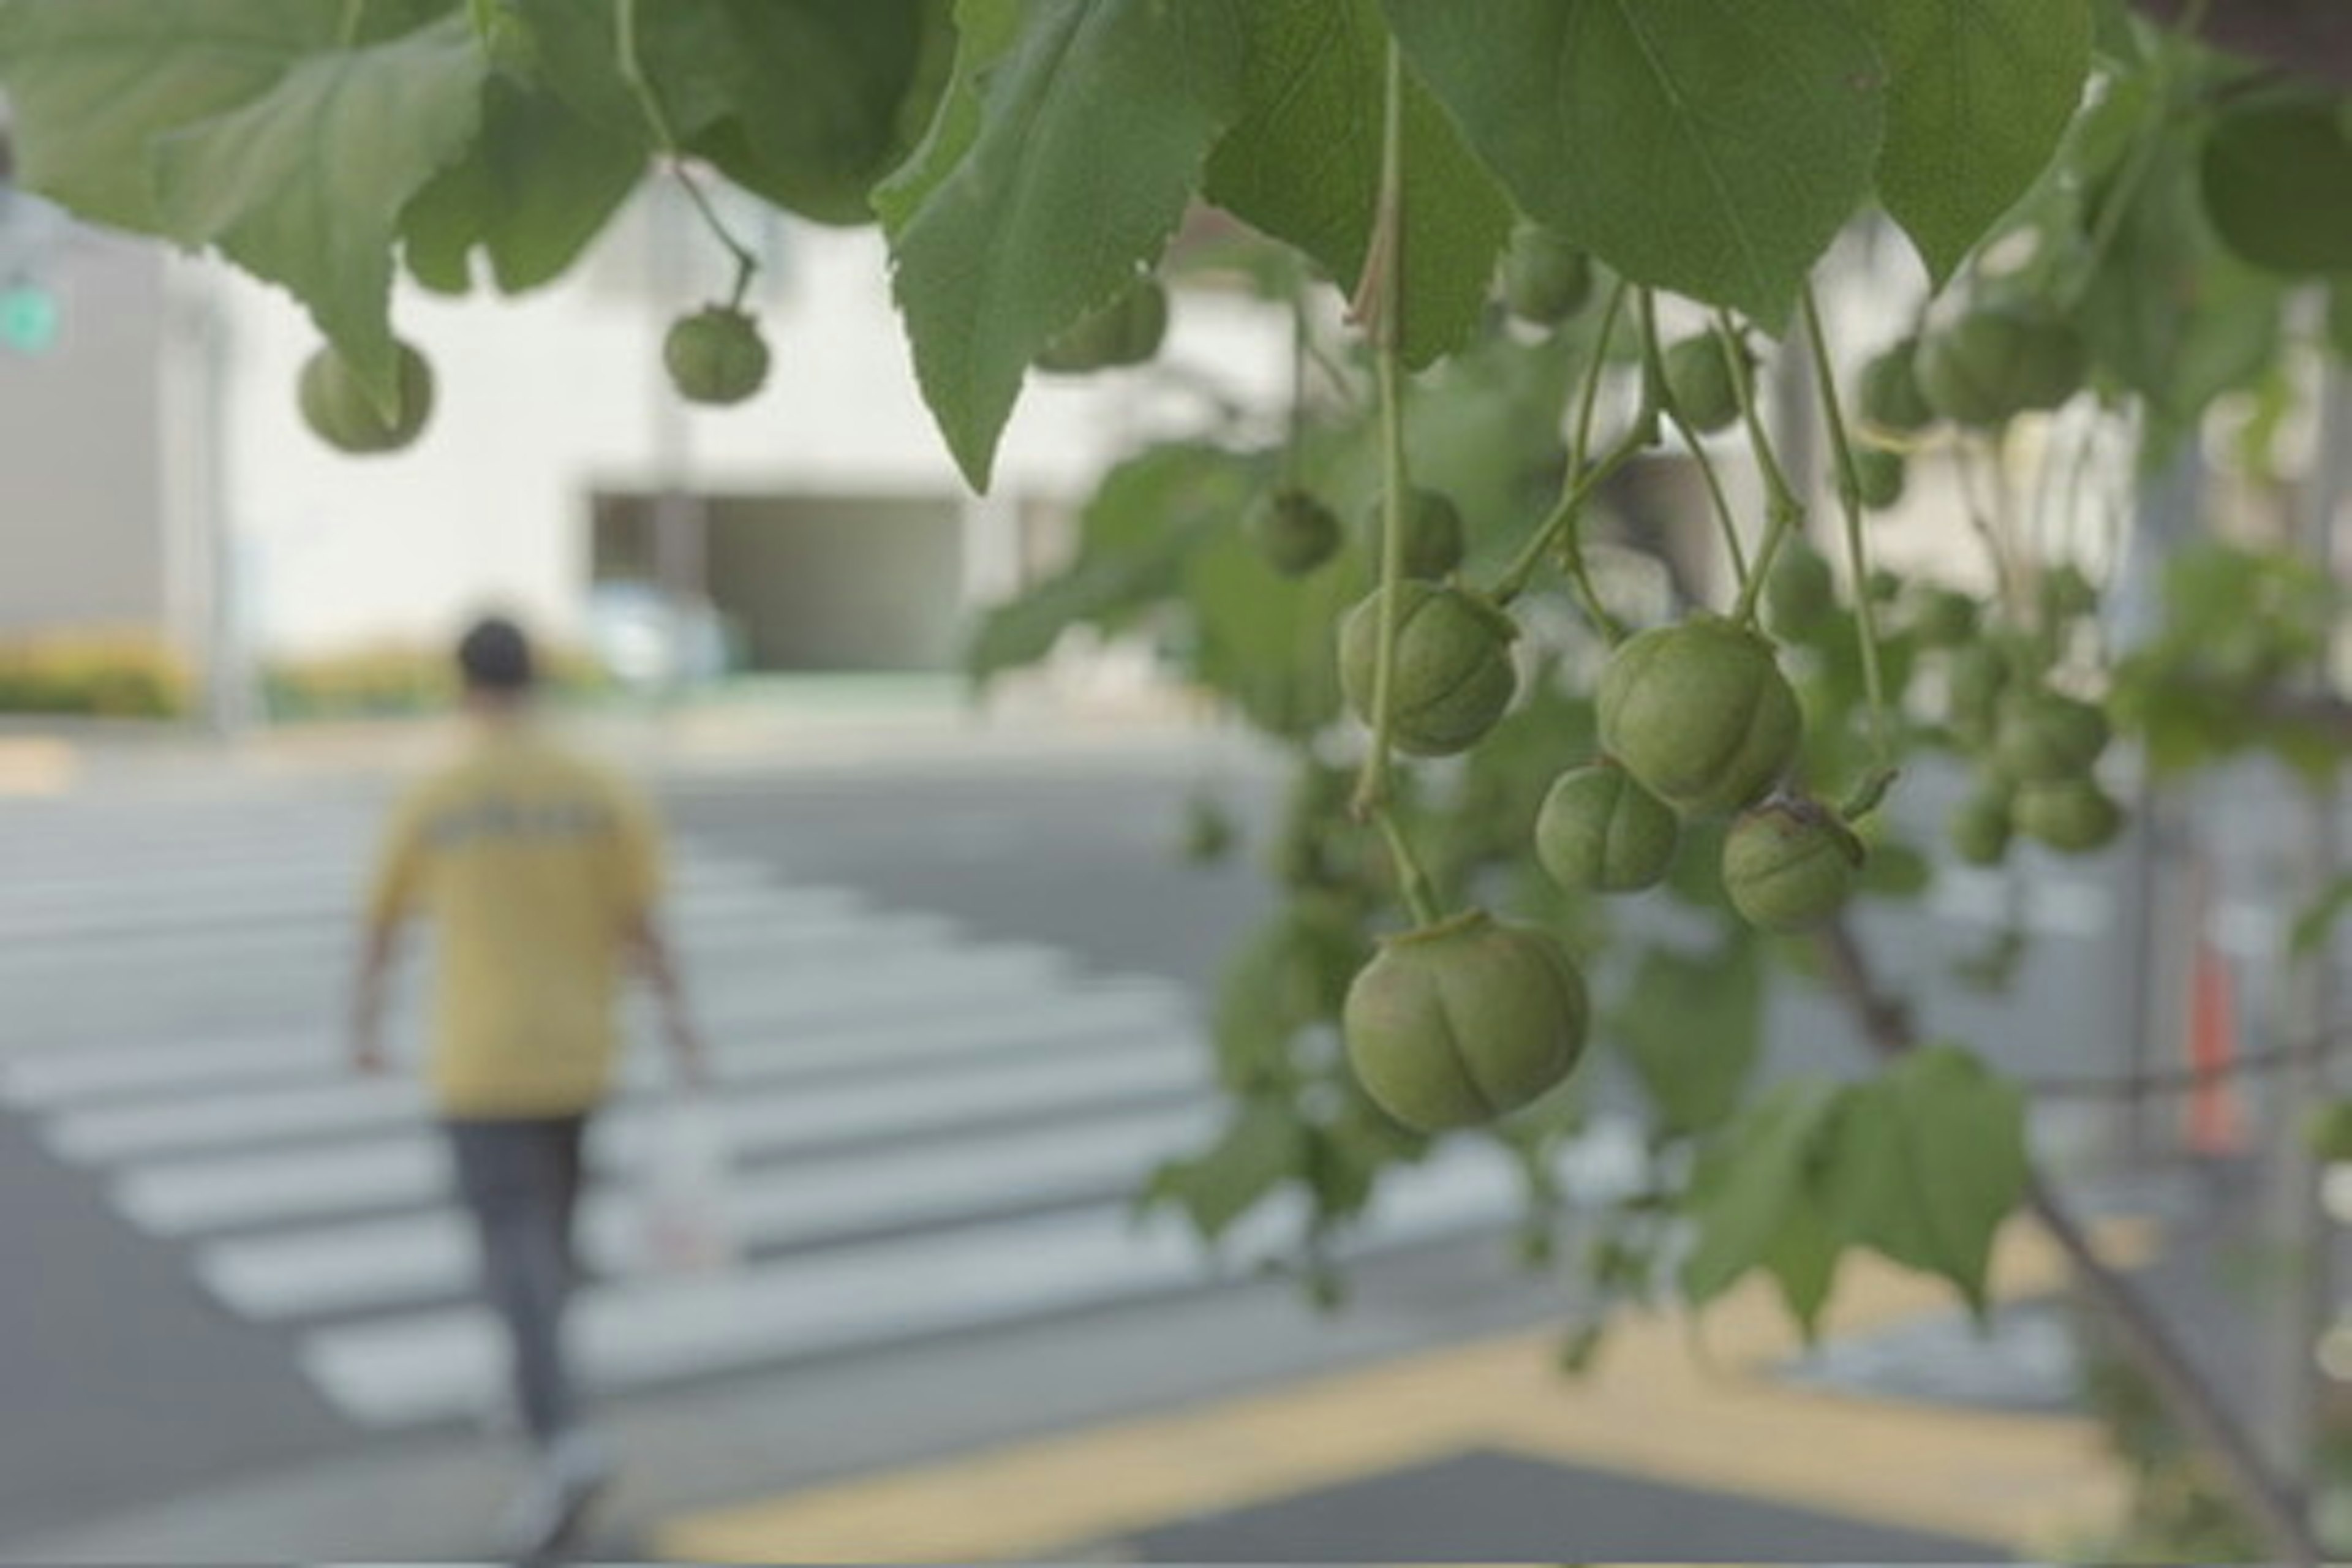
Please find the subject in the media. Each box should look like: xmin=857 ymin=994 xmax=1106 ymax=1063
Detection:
xmin=0 ymin=179 xmax=1287 ymax=707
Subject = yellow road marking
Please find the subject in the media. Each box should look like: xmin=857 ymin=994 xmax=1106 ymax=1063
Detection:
xmin=655 ymin=1218 xmax=2148 ymax=1563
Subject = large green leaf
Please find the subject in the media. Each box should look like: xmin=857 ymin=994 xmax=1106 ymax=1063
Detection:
xmin=2075 ymin=126 xmax=2284 ymax=431
xmin=0 ymin=0 xmax=453 ymax=233
xmin=1202 ymin=0 xmax=1509 ymax=369
xmin=401 ymin=72 xmax=644 ymax=295
xmin=1378 ymin=0 xmax=1885 ymax=329
xmin=1859 ymin=0 xmax=2093 ymax=285
xmin=685 ymin=2 xmax=954 ymax=227
xmin=2202 ymin=100 xmax=2352 ymax=276
xmin=1826 ymin=1044 xmax=2027 ymax=1313
xmin=1681 ymin=1077 xmax=1842 ymax=1306
xmin=506 ymin=0 xmax=734 ymax=146
xmin=963 ymin=442 xmax=1240 ymax=684
xmin=149 ymin=15 xmax=487 ymax=406
xmin=877 ymin=0 xmax=1248 ymax=490
xmin=1611 ymin=936 xmax=1763 ymax=1134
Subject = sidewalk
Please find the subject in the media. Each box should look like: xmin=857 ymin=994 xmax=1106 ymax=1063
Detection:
xmin=0 ymin=671 xmax=1253 ymax=801
xmin=1 ymin=1209 xmax=2158 ymax=1564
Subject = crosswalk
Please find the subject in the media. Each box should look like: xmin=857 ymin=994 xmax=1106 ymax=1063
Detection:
xmin=0 ymin=785 xmax=1640 ymax=1433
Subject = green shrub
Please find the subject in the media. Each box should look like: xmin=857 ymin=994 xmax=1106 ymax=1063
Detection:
xmin=0 ymin=632 xmax=190 ymax=718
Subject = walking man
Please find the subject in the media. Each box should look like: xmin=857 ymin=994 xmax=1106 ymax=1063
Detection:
xmin=349 ymin=614 xmax=704 ymax=1559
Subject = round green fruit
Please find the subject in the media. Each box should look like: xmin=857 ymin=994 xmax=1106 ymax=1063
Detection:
xmin=298 ymin=340 xmax=434 ymax=454
xmin=1907 ymin=587 xmax=1980 ymax=649
xmin=1343 ymin=909 xmax=1589 ymax=1133
xmin=1722 ymin=801 xmax=1863 ymax=931
xmin=1914 ymin=304 xmax=2088 ymax=429
xmin=1661 ymin=334 xmax=1747 ymax=434
xmin=1251 ymin=488 xmax=1342 ymax=577
xmin=1852 ymin=445 xmax=1907 ymax=511
xmin=1500 ymin=224 xmax=1593 ymax=325
xmin=2040 ymin=562 xmax=2099 ymax=623
xmin=2013 ymin=777 xmax=2124 ymax=853
xmin=1364 ymin=488 xmax=1466 ymax=580
xmin=1992 ymin=692 xmax=2111 ymax=783
xmin=1337 ymin=582 xmax=1519 ymax=757
xmin=1595 ymin=617 xmax=1802 ymax=816
xmin=1948 ymin=784 xmax=2014 ymax=866
xmin=1945 ymin=643 xmax=2012 ymax=742
xmin=1533 ymin=762 xmax=1679 ymax=894
xmin=1765 ymin=541 xmax=1837 ymax=638
xmin=1858 ymin=337 xmax=1936 ymax=434
xmin=664 ymin=306 xmax=771 ymax=405
xmin=1035 ymin=277 xmax=1169 ymax=372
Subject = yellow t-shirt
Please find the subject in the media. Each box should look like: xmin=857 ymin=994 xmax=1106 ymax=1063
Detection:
xmin=364 ymin=726 xmax=663 ymax=1117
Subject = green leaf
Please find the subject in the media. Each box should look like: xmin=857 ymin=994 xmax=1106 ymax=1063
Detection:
xmin=2202 ymin=101 xmax=2352 ymax=276
xmin=0 ymin=0 xmax=454 ymax=233
xmin=1378 ymin=0 xmax=1885 ymax=328
xmin=2075 ymin=126 xmax=2285 ymax=426
xmin=1681 ymin=1078 xmax=1842 ymax=1306
xmin=506 ymin=0 xmax=733 ymax=145
xmin=1859 ymin=0 xmax=2093 ymax=285
xmin=963 ymin=442 xmax=1240 ymax=684
xmin=2332 ymin=286 xmax=2352 ymax=364
xmin=401 ymin=71 xmax=644 ymax=294
xmin=683 ymin=1 xmax=954 ymax=227
xmin=2291 ymin=874 xmax=2352 ymax=959
xmin=1611 ymin=937 xmax=1763 ymax=1135
xmin=151 ymin=14 xmax=488 ymax=405
xmin=1826 ymin=1044 xmax=2027 ymax=1313
xmin=1765 ymin=1197 xmax=1844 ymax=1338
xmin=1202 ymin=0 xmax=1509 ymax=369
xmin=1145 ymin=1098 xmax=1306 ymax=1241
xmin=876 ymin=0 xmax=1248 ymax=490
xmin=1181 ymin=508 xmax=1361 ymax=740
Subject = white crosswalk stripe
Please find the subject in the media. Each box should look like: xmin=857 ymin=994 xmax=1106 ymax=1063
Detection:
xmin=0 ymin=790 xmax=1640 ymax=1431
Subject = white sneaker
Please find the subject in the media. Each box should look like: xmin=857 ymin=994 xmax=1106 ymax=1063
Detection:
xmin=497 ymin=1429 xmax=612 ymax=1563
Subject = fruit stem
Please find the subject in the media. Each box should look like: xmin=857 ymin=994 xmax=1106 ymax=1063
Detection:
xmin=1800 ymin=285 xmax=1896 ymax=780
xmin=1354 ymin=45 xmax=1411 ymax=812
xmin=1375 ymin=809 xmax=1442 ymax=927
xmin=1282 ymin=295 xmax=1310 ymax=489
xmin=1725 ymin=311 xmax=1803 ymax=628
xmin=1347 ymin=45 xmax=1450 ymax=933
xmin=1640 ymin=288 xmax=1748 ymax=589
xmin=1493 ymin=278 xmax=1642 ymax=635
xmin=617 ymin=0 xmax=762 ymax=311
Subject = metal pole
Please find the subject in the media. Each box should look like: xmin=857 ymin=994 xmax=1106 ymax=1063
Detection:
xmin=2260 ymin=349 xmax=2352 ymax=1503
xmin=2111 ymin=442 xmax=2206 ymax=1167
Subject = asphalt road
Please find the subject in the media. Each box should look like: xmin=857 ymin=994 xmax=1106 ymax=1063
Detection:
xmin=0 ymin=726 xmax=2230 ymax=1553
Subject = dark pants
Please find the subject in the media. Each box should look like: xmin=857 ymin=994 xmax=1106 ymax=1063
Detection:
xmin=444 ymin=1115 xmax=589 ymax=1447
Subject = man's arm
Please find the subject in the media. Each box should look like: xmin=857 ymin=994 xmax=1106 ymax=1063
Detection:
xmin=624 ymin=909 xmax=707 ymax=1088
xmin=350 ymin=918 xmax=402 ymax=1074
xmin=352 ymin=792 xmax=424 ymax=1076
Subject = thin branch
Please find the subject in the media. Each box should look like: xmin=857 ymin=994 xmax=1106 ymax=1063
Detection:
xmin=1814 ymin=916 xmax=2321 ymax=1567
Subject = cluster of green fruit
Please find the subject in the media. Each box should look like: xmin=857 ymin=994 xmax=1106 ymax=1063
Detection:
xmin=1936 ymin=579 xmax=2124 ymax=863
xmin=1325 ymin=552 xmax=1869 ymax=1134
xmin=1546 ymin=616 xmax=1865 ymax=932
xmin=1854 ymin=301 xmax=2089 ymax=445
xmin=296 ymin=303 xmax=780 ymax=454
